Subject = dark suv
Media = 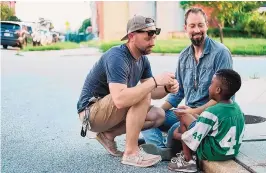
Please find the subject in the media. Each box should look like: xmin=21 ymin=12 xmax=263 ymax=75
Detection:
xmin=1 ymin=21 xmax=27 ymax=49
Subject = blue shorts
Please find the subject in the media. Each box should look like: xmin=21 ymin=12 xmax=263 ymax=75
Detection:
xmin=188 ymin=120 xmax=197 ymax=130
xmin=177 ymin=120 xmax=197 ymax=133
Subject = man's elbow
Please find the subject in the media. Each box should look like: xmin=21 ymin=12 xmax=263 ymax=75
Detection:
xmin=113 ymin=96 xmax=129 ymax=109
xmin=113 ymin=96 xmax=138 ymax=109
xmin=113 ymin=98 xmax=124 ymax=109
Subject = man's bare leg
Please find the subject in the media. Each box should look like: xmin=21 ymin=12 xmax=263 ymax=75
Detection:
xmin=123 ymin=94 xmax=151 ymax=155
xmin=102 ymin=122 xmax=126 ymax=141
xmin=103 ymin=106 xmax=165 ymax=143
xmin=143 ymin=106 xmax=165 ymax=130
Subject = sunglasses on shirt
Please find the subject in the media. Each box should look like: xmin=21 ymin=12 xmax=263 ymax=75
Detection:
xmin=135 ymin=28 xmax=161 ymax=37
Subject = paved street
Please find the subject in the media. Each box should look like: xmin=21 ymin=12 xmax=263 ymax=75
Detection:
xmin=1 ymin=47 xmax=266 ymax=173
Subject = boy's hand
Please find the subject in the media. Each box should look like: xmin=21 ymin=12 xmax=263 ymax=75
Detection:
xmin=177 ymin=105 xmax=198 ymax=115
xmin=172 ymin=107 xmax=187 ymax=117
xmin=173 ymin=105 xmax=197 ymax=117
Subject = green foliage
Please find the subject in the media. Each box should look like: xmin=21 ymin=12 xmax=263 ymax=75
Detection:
xmin=87 ymin=38 xmax=266 ymax=55
xmin=49 ymin=23 xmax=54 ymax=30
xmin=100 ymin=41 xmax=123 ymax=52
xmin=78 ymin=18 xmax=91 ymax=33
xmin=180 ymin=2 xmax=264 ymax=29
xmin=227 ymin=8 xmax=266 ymax=38
xmin=207 ymin=27 xmax=264 ymax=38
xmin=240 ymin=12 xmax=266 ymax=37
xmin=6 ymin=15 xmax=21 ymax=22
xmin=240 ymin=1 xmax=264 ymax=13
xmin=180 ymin=1 xmax=263 ymax=28
xmin=23 ymin=42 xmax=80 ymax=51
xmin=180 ymin=1 xmax=265 ymax=41
xmin=26 ymin=37 xmax=33 ymax=44
xmin=1 ymin=4 xmax=14 ymax=20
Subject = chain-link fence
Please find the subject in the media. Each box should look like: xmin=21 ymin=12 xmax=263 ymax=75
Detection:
xmin=65 ymin=32 xmax=94 ymax=43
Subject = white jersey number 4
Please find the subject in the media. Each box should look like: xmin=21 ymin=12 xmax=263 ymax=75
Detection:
xmin=219 ymin=126 xmax=244 ymax=155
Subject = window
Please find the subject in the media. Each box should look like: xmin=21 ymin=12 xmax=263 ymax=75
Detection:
xmin=0 ymin=22 xmax=21 ymax=31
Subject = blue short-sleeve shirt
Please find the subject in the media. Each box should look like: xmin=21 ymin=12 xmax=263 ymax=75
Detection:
xmin=77 ymin=44 xmax=153 ymax=113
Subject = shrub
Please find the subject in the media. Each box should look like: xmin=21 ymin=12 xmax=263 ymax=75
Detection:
xmin=207 ymin=27 xmax=264 ymax=38
xmin=242 ymin=12 xmax=266 ymax=37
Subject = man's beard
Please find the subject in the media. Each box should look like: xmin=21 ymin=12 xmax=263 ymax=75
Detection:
xmin=190 ymin=33 xmax=205 ymax=46
xmin=136 ymin=46 xmax=152 ymax=55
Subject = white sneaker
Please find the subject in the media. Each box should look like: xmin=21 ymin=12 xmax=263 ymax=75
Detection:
xmin=168 ymin=152 xmax=197 ymax=172
xmin=121 ymin=147 xmax=162 ymax=168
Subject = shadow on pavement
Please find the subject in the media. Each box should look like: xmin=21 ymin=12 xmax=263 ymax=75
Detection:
xmin=245 ymin=114 xmax=266 ymax=124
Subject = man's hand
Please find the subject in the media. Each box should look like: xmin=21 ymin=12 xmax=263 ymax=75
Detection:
xmin=154 ymin=72 xmax=175 ymax=86
xmin=165 ymin=79 xmax=179 ymax=93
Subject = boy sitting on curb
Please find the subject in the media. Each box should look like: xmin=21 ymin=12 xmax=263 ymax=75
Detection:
xmin=168 ymin=69 xmax=245 ymax=172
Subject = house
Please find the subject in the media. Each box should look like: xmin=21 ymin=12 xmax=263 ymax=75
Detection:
xmin=90 ymin=1 xmax=186 ymax=41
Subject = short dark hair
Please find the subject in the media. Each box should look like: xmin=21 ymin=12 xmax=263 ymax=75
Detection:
xmin=184 ymin=7 xmax=208 ymax=25
xmin=215 ymin=69 xmax=242 ymax=100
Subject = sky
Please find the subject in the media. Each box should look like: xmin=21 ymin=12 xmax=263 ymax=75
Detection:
xmin=15 ymin=1 xmax=92 ymax=32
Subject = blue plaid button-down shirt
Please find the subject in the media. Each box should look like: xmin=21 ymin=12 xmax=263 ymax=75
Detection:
xmin=166 ymin=36 xmax=233 ymax=108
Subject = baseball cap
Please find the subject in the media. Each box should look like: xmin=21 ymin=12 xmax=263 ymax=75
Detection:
xmin=121 ymin=15 xmax=161 ymax=41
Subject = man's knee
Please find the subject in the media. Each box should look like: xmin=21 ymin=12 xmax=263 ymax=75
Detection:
xmin=156 ymin=107 xmax=165 ymax=124
xmin=141 ymin=93 xmax=151 ymax=106
xmin=148 ymin=107 xmax=165 ymax=126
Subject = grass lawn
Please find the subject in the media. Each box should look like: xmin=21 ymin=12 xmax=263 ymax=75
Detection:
xmin=86 ymin=37 xmax=266 ymax=55
xmin=219 ymin=38 xmax=266 ymax=56
xmin=22 ymin=42 xmax=80 ymax=51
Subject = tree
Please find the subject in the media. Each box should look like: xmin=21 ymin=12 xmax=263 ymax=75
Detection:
xmin=1 ymin=4 xmax=14 ymax=21
xmin=7 ymin=16 xmax=21 ymax=22
xmin=49 ymin=23 xmax=54 ymax=30
xmin=180 ymin=1 xmax=264 ymax=43
xmin=78 ymin=18 xmax=91 ymax=33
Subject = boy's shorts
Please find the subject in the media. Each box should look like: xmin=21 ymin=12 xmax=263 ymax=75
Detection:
xmin=188 ymin=120 xmax=197 ymax=130
xmin=177 ymin=120 xmax=197 ymax=133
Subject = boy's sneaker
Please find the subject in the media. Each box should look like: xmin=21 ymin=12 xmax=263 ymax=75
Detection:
xmin=168 ymin=152 xmax=197 ymax=172
xmin=121 ymin=147 xmax=162 ymax=168
xmin=140 ymin=143 xmax=173 ymax=161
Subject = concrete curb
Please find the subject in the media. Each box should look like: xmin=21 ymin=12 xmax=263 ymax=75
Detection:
xmin=202 ymin=160 xmax=250 ymax=173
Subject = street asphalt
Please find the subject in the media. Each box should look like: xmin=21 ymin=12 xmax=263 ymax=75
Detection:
xmin=1 ymin=47 xmax=266 ymax=173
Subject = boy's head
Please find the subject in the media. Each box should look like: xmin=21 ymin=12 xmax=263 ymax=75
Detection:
xmin=209 ymin=69 xmax=241 ymax=101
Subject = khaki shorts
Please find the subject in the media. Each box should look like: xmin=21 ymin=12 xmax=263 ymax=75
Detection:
xmin=79 ymin=94 xmax=129 ymax=133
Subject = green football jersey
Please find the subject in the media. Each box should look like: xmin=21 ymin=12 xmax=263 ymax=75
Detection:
xmin=181 ymin=102 xmax=245 ymax=161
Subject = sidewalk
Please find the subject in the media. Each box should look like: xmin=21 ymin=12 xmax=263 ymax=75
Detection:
xmin=234 ymin=78 xmax=266 ymax=173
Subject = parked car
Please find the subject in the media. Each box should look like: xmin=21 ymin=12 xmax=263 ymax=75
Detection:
xmin=1 ymin=21 xmax=29 ymax=49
